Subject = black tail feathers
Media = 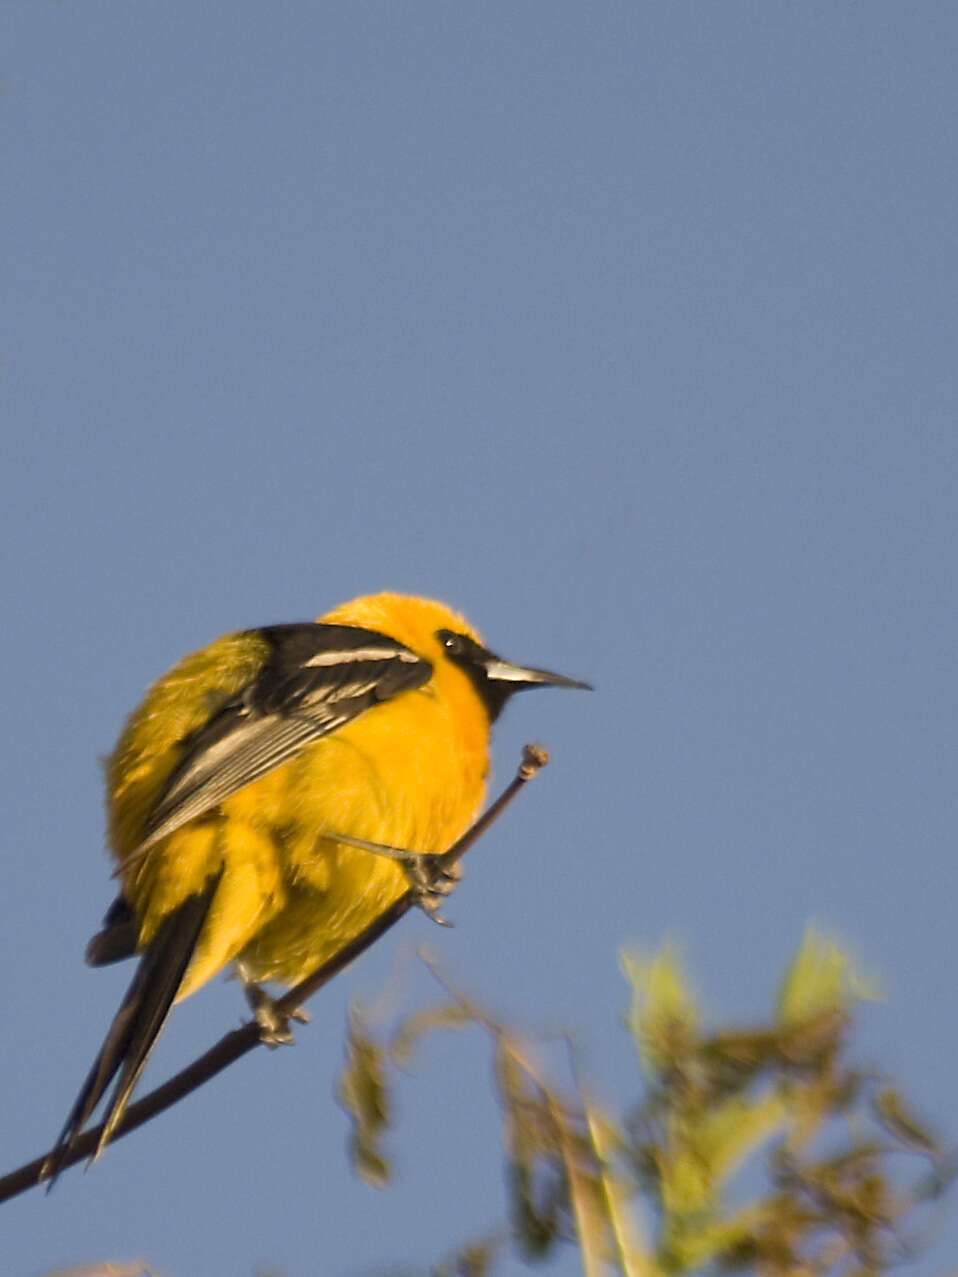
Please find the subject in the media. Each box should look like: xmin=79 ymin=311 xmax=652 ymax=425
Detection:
xmin=85 ymin=895 xmax=139 ymax=967
xmin=42 ymin=872 xmax=222 ymax=1186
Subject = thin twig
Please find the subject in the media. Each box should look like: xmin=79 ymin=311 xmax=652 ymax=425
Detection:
xmin=0 ymin=745 xmax=549 ymax=1206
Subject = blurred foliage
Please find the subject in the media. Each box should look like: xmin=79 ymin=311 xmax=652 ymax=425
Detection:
xmin=338 ymin=930 xmax=954 ymax=1275
xmin=336 ymin=1006 xmax=393 ymax=1189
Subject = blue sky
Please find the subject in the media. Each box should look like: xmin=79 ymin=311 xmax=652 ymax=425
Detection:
xmin=3 ymin=4 xmax=957 ymax=1274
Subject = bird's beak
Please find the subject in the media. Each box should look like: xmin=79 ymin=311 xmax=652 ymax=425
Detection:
xmin=482 ymin=657 xmax=593 ymax=692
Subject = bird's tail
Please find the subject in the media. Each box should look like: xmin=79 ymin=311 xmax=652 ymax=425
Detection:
xmin=43 ymin=871 xmax=222 ymax=1186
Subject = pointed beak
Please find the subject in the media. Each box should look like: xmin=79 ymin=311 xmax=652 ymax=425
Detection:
xmin=482 ymin=657 xmax=593 ymax=692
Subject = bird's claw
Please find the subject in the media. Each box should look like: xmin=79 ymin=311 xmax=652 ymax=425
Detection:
xmin=400 ymin=853 xmax=462 ymax=926
xmin=243 ymin=981 xmax=309 ymax=1048
xmin=325 ymin=831 xmax=463 ymax=926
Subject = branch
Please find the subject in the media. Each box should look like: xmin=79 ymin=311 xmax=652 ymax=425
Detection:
xmin=0 ymin=744 xmax=549 ymax=1206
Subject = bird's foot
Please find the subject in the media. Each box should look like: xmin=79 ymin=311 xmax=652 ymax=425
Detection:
xmin=238 ymin=968 xmax=309 ymax=1047
xmin=326 ymin=831 xmax=462 ymax=925
xmin=398 ymin=852 xmax=462 ymax=926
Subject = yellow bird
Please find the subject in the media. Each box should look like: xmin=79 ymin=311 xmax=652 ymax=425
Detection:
xmin=47 ymin=593 xmax=588 ymax=1174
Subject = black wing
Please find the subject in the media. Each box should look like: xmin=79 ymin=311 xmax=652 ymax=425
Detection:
xmin=137 ymin=623 xmax=432 ymax=853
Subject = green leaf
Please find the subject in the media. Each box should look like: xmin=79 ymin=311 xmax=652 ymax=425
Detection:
xmin=777 ymin=927 xmax=877 ymax=1024
xmin=698 ymin=1092 xmax=787 ymax=1184
xmin=336 ymin=1007 xmax=392 ymax=1187
xmin=873 ymin=1088 xmax=940 ymax=1156
xmin=621 ymin=945 xmax=698 ymax=1074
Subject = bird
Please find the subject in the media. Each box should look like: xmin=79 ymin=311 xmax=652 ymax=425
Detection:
xmin=44 ymin=592 xmax=589 ymax=1178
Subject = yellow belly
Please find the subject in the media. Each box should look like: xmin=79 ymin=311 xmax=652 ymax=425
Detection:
xmin=123 ymin=680 xmax=489 ymax=998
xmin=239 ymin=684 xmax=487 ymax=984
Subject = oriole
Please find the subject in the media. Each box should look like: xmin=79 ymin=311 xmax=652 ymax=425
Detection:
xmin=46 ymin=593 xmax=588 ymax=1175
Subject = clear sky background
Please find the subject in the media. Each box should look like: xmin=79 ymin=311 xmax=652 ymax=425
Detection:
xmin=3 ymin=5 xmax=957 ymax=1275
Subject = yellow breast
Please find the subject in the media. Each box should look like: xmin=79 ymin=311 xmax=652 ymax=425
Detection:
xmin=234 ymin=653 xmax=490 ymax=985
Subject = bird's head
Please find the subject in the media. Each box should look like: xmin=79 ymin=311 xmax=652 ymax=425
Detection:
xmin=433 ymin=626 xmax=591 ymax=721
xmin=320 ymin=593 xmax=591 ymax=722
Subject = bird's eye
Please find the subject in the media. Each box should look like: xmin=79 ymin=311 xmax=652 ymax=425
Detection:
xmin=436 ymin=629 xmax=461 ymax=653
